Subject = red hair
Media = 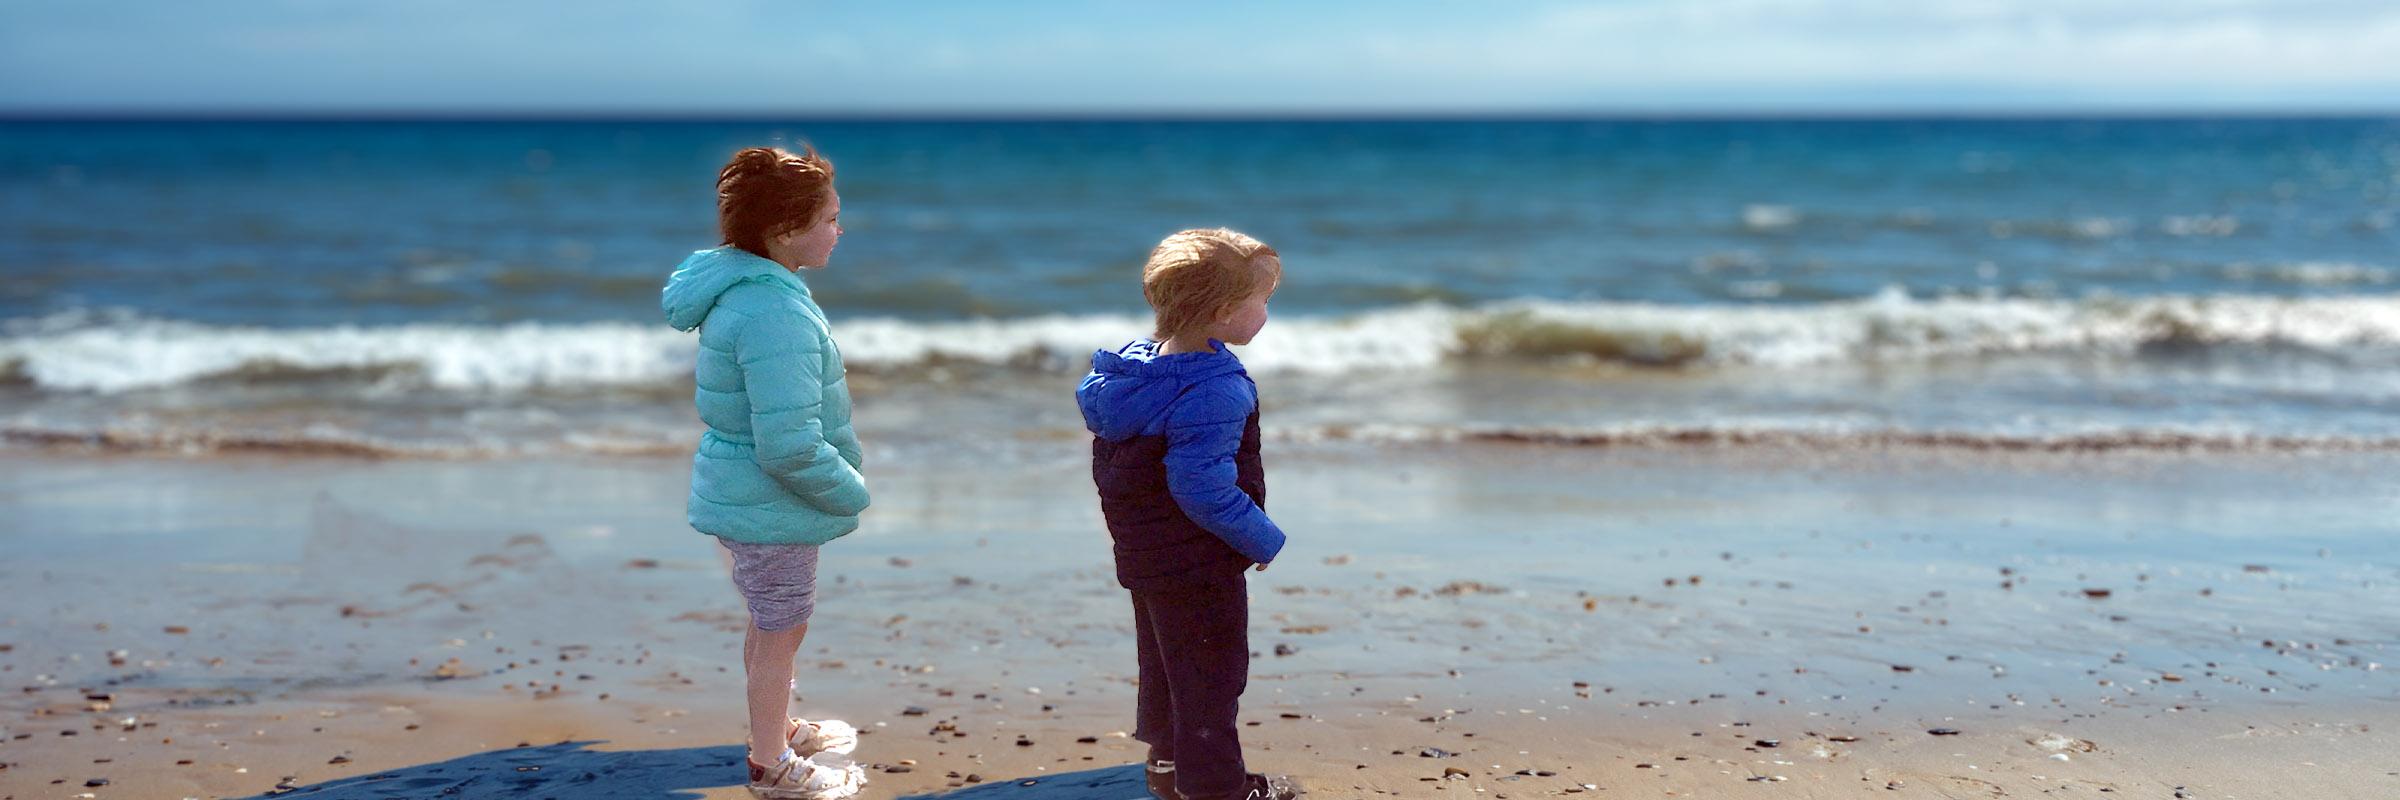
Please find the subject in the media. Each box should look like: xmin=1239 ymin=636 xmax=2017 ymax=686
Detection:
xmin=716 ymin=146 xmax=836 ymax=257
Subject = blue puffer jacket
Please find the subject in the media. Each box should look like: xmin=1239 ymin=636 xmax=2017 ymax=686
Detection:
xmin=1078 ymin=339 xmax=1285 ymax=590
xmin=662 ymin=246 xmax=868 ymax=545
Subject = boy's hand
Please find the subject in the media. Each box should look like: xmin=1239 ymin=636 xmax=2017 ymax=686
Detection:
xmin=1253 ymin=562 xmax=1268 ymax=572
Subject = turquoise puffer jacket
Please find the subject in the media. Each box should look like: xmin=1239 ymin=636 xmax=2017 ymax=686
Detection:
xmin=661 ymin=246 xmax=868 ymax=544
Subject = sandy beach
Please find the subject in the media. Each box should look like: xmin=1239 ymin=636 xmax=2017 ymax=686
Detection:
xmin=3 ymin=441 xmax=2393 ymax=799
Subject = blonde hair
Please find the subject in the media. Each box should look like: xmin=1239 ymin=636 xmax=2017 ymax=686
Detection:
xmin=717 ymin=145 xmax=836 ymax=258
xmin=1141 ymin=228 xmax=1281 ymax=341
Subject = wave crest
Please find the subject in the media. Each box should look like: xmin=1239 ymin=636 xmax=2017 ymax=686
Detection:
xmin=7 ymin=290 xmax=2400 ymax=392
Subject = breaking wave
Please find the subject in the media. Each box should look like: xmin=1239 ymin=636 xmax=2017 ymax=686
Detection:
xmin=8 ymin=289 xmax=2400 ymax=393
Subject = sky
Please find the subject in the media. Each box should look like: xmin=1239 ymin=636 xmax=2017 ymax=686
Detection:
xmin=3 ymin=0 xmax=2397 ymax=114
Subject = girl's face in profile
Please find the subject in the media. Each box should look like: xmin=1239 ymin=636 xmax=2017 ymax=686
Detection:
xmin=769 ymin=188 xmax=843 ymax=270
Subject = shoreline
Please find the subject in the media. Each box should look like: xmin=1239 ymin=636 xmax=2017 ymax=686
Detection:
xmin=13 ymin=420 xmax=2400 ymax=463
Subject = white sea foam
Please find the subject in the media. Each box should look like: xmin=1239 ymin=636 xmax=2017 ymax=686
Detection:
xmin=0 ymin=317 xmax=695 ymax=393
xmin=8 ymin=290 xmax=2400 ymax=393
xmin=2221 ymin=261 xmax=2392 ymax=287
xmin=1741 ymin=204 xmax=1801 ymax=232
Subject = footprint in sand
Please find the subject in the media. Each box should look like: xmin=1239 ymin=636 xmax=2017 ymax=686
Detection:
xmin=1943 ymin=775 xmax=2007 ymax=797
xmin=2026 ymin=732 xmax=2099 ymax=753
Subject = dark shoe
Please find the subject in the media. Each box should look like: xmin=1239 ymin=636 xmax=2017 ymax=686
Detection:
xmin=1145 ymin=758 xmax=1182 ymax=800
xmin=1237 ymin=773 xmax=1303 ymax=800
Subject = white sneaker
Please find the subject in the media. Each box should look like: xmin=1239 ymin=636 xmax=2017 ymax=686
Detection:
xmin=788 ymin=717 xmax=859 ymax=756
xmin=746 ymin=751 xmax=867 ymax=800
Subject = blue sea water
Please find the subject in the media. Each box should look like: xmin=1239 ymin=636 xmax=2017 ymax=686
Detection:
xmin=3 ymin=117 xmax=2398 ymax=454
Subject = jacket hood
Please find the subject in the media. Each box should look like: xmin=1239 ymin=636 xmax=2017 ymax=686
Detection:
xmin=1077 ymin=338 xmax=1248 ymax=441
xmin=661 ymin=246 xmax=805 ymax=332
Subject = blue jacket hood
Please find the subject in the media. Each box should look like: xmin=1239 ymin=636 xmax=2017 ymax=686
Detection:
xmin=1078 ymin=339 xmax=1249 ymax=441
xmin=661 ymin=246 xmax=805 ymax=332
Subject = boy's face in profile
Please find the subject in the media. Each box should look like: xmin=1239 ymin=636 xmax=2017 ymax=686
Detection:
xmin=1216 ymin=284 xmax=1274 ymax=345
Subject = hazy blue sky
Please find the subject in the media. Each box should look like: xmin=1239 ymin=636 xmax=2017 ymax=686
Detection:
xmin=4 ymin=0 xmax=2396 ymax=113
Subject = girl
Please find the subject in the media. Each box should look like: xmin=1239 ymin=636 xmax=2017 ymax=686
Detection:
xmin=660 ymin=146 xmax=868 ymax=800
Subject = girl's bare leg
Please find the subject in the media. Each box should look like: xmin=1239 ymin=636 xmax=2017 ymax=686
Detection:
xmin=744 ymin=620 xmax=809 ymax=764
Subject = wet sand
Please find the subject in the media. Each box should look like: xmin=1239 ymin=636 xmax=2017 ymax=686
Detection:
xmin=2 ymin=443 xmax=2395 ymax=798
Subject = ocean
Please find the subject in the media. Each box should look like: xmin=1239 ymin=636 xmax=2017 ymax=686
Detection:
xmin=3 ymin=117 xmax=2398 ymax=456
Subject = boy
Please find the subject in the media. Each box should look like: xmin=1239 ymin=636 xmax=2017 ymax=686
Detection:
xmin=1076 ymin=228 xmax=1304 ymax=800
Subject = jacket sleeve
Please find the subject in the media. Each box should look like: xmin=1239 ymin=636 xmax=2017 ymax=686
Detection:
xmin=1162 ymin=377 xmax=1285 ymax=564
xmin=734 ymin=308 xmax=870 ymax=517
xmin=825 ymin=351 xmax=865 ymax=473
xmin=830 ymin=426 xmax=865 ymax=473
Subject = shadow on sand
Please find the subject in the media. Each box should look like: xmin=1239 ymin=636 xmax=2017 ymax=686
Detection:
xmin=898 ymin=764 xmax=1149 ymax=799
xmin=236 ymin=742 xmax=1150 ymax=800
xmin=235 ymin=741 xmax=744 ymax=799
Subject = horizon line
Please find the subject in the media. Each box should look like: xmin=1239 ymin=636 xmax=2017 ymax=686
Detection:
xmin=4 ymin=107 xmax=2399 ymax=124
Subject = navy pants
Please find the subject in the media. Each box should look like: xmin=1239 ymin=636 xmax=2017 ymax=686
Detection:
xmin=1130 ymin=571 xmax=1250 ymax=800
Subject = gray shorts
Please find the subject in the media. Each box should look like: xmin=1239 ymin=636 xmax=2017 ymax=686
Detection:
xmin=720 ymin=540 xmax=821 ymax=632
